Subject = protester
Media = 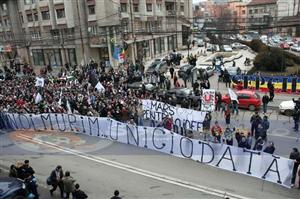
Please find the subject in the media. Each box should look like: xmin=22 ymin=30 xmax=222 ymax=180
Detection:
xmin=289 ymin=148 xmax=300 ymax=187
xmin=223 ymin=126 xmax=234 ymax=146
xmin=293 ymin=110 xmax=300 ymax=132
xmin=224 ymin=106 xmax=231 ymax=125
xmin=268 ymin=82 xmax=275 ymax=102
xmin=263 ymin=142 xmax=275 ymax=154
xmin=111 ymin=190 xmax=122 ymax=199
xmin=62 ymin=171 xmax=76 ymax=199
xmin=202 ymin=113 xmax=212 ymax=141
xmin=253 ymin=137 xmax=264 ymax=151
xmin=261 ymin=116 xmax=270 ymax=141
xmin=72 ymin=184 xmax=88 ymax=199
xmin=19 ymin=160 xmax=35 ymax=180
xmin=231 ymin=99 xmax=238 ymax=115
xmin=24 ymin=173 xmax=39 ymax=199
xmin=250 ymin=112 xmax=262 ymax=137
xmin=49 ymin=165 xmax=64 ymax=197
xmin=9 ymin=164 xmax=18 ymax=178
xmin=262 ymin=93 xmax=270 ymax=114
xmin=211 ymin=121 xmax=222 ymax=143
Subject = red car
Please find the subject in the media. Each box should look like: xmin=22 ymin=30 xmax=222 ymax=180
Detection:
xmin=280 ymin=43 xmax=290 ymax=49
xmin=222 ymin=90 xmax=261 ymax=111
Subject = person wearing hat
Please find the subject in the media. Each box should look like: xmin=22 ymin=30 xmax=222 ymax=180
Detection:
xmin=49 ymin=165 xmax=64 ymax=197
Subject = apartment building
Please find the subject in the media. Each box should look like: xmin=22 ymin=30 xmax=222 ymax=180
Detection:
xmin=0 ymin=0 xmax=192 ymax=68
xmin=246 ymin=0 xmax=277 ymax=33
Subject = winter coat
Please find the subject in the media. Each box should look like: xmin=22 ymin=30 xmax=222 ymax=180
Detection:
xmin=63 ymin=176 xmax=76 ymax=193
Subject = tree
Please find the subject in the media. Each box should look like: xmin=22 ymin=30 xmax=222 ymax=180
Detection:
xmin=254 ymin=48 xmax=286 ymax=72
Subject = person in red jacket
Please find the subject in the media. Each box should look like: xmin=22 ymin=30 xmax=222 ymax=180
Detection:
xmin=211 ymin=121 xmax=222 ymax=143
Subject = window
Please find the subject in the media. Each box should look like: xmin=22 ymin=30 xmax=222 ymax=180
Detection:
xmin=88 ymin=5 xmax=95 ymax=15
xmin=3 ymin=18 xmax=9 ymax=26
xmin=63 ymin=28 xmax=75 ymax=38
xmin=67 ymin=48 xmax=77 ymax=66
xmin=20 ymin=13 xmax=24 ymax=23
xmin=88 ymin=26 xmax=97 ymax=35
xmin=32 ymin=49 xmax=45 ymax=66
xmin=133 ymin=4 xmax=139 ymax=12
xmin=146 ymin=3 xmax=152 ymax=12
xmin=242 ymin=10 xmax=245 ymax=15
xmin=120 ymin=3 xmax=127 ymax=12
xmin=254 ymin=9 xmax=258 ymax=14
xmin=33 ymin=12 xmax=38 ymax=21
xmin=27 ymin=13 xmax=33 ymax=22
xmin=156 ymin=3 xmax=161 ymax=11
xmin=180 ymin=3 xmax=184 ymax=12
xmin=56 ymin=8 xmax=65 ymax=19
xmin=41 ymin=10 xmax=50 ymax=20
xmin=51 ymin=29 xmax=60 ymax=39
xmin=2 ymin=3 xmax=7 ymax=11
xmin=249 ymin=10 xmax=252 ymax=14
xmin=31 ymin=31 xmax=41 ymax=40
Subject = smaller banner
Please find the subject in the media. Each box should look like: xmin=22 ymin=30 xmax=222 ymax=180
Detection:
xmin=201 ymin=89 xmax=215 ymax=111
xmin=35 ymin=77 xmax=45 ymax=87
xmin=228 ymin=88 xmax=238 ymax=101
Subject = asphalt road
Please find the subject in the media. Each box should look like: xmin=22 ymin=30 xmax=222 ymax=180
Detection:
xmin=0 ymin=117 xmax=299 ymax=199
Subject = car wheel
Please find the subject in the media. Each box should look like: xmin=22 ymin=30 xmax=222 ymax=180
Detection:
xmin=249 ymin=105 xmax=256 ymax=111
xmin=284 ymin=109 xmax=294 ymax=116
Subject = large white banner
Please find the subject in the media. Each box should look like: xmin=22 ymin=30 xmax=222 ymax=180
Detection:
xmin=201 ymin=89 xmax=215 ymax=111
xmin=0 ymin=113 xmax=293 ymax=188
xmin=142 ymin=99 xmax=207 ymax=131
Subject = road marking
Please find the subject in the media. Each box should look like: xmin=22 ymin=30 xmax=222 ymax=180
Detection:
xmin=16 ymin=134 xmax=251 ymax=199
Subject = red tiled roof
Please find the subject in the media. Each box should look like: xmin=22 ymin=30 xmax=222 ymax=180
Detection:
xmin=247 ymin=0 xmax=277 ymax=6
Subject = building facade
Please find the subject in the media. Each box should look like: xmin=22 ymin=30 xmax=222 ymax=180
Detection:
xmin=0 ymin=0 xmax=192 ymax=67
xmin=246 ymin=0 xmax=277 ymax=34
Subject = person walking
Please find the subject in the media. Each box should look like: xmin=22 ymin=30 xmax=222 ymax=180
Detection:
xmin=49 ymin=165 xmax=64 ymax=198
xmin=111 ymin=190 xmax=122 ymax=199
xmin=289 ymin=148 xmax=300 ymax=187
xmin=293 ymin=110 xmax=300 ymax=132
xmin=169 ymin=66 xmax=174 ymax=79
xmin=262 ymin=93 xmax=270 ymax=114
xmin=72 ymin=184 xmax=88 ymax=199
xmin=250 ymin=112 xmax=262 ymax=137
xmin=269 ymin=83 xmax=275 ymax=102
xmin=261 ymin=116 xmax=270 ymax=141
xmin=62 ymin=171 xmax=75 ymax=199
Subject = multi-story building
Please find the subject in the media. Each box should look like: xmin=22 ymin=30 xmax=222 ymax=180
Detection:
xmin=0 ymin=0 xmax=192 ymax=68
xmin=228 ymin=0 xmax=251 ymax=32
xmin=246 ymin=0 xmax=277 ymax=33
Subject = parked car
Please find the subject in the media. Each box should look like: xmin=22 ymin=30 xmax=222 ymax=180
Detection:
xmin=178 ymin=64 xmax=194 ymax=78
xmin=127 ymin=82 xmax=157 ymax=92
xmin=291 ymin=44 xmax=300 ymax=52
xmin=222 ymin=90 xmax=261 ymax=111
xmin=146 ymin=61 xmax=168 ymax=75
xmin=280 ymin=43 xmax=290 ymax=49
xmin=223 ymin=45 xmax=233 ymax=52
xmin=162 ymin=88 xmax=201 ymax=106
xmin=197 ymin=39 xmax=204 ymax=47
xmin=231 ymin=42 xmax=247 ymax=50
xmin=0 ymin=177 xmax=27 ymax=199
xmin=279 ymin=100 xmax=295 ymax=116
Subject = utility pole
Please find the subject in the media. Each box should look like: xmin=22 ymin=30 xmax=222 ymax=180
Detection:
xmin=129 ymin=0 xmax=136 ymax=65
xmin=76 ymin=0 xmax=86 ymax=65
xmin=175 ymin=0 xmax=178 ymax=49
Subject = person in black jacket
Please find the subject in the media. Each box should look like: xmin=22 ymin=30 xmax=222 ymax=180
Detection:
xmin=111 ymin=190 xmax=121 ymax=199
xmin=169 ymin=67 xmax=174 ymax=79
xmin=49 ymin=165 xmax=64 ymax=197
xmin=73 ymin=184 xmax=88 ymax=199
xmin=289 ymin=148 xmax=300 ymax=187
xmin=19 ymin=160 xmax=35 ymax=180
xmin=262 ymin=93 xmax=270 ymax=114
xmin=263 ymin=142 xmax=275 ymax=154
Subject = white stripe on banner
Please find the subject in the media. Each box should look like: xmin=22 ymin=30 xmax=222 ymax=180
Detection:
xmin=0 ymin=113 xmax=293 ymax=188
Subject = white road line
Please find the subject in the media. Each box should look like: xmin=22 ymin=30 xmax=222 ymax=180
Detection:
xmin=16 ymin=134 xmax=251 ymax=199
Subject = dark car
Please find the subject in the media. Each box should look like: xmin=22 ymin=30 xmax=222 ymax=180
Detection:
xmin=178 ymin=64 xmax=194 ymax=78
xmin=127 ymin=82 xmax=158 ymax=92
xmin=0 ymin=177 xmax=27 ymax=199
xmin=146 ymin=61 xmax=168 ymax=75
xmin=162 ymin=88 xmax=201 ymax=107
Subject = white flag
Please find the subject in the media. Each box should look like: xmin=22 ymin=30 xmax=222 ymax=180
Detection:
xmin=35 ymin=77 xmax=45 ymax=87
xmin=35 ymin=93 xmax=42 ymax=104
xmin=67 ymin=100 xmax=72 ymax=114
xmin=228 ymin=88 xmax=238 ymax=102
xmin=95 ymin=82 xmax=105 ymax=93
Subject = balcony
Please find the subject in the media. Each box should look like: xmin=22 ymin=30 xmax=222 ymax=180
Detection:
xmin=24 ymin=4 xmax=36 ymax=11
xmin=88 ymin=14 xmax=96 ymax=22
xmin=56 ymin=18 xmax=67 ymax=25
xmin=41 ymin=20 xmax=51 ymax=27
xmin=53 ymin=0 xmax=64 ymax=4
xmin=166 ymin=10 xmax=176 ymax=16
xmin=89 ymin=35 xmax=108 ymax=48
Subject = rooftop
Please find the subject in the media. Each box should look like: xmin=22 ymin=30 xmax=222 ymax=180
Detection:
xmin=247 ymin=0 xmax=277 ymax=6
